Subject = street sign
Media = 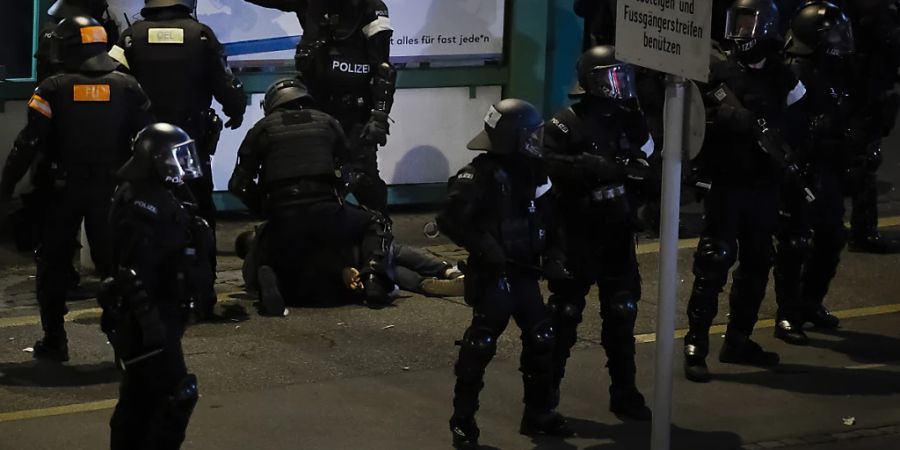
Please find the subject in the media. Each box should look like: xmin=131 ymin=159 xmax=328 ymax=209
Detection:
xmin=615 ymin=0 xmax=713 ymax=82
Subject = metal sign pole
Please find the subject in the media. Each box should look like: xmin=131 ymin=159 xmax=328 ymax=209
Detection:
xmin=651 ymin=74 xmax=687 ymax=450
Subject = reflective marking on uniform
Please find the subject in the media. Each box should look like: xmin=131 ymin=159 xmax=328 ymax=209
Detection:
xmin=73 ymin=85 xmax=111 ymax=102
xmin=80 ymin=26 xmax=107 ymax=44
xmin=108 ymin=45 xmax=130 ymax=69
xmin=640 ymin=135 xmax=655 ymax=157
xmin=362 ymin=16 xmax=393 ymax=38
xmin=535 ymin=178 xmax=553 ymax=199
xmin=786 ymin=80 xmax=806 ymax=106
xmin=148 ymin=28 xmax=185 ymax=44
xmin=27 ymin=94 xmax=52 ymax=118
xmin=484 ymin=106 xmax=502 ymax=129
xmin=457 ymin=172 xmax=475 ymax=180
xmin=551 ymin=118 xmax=569 ymax=134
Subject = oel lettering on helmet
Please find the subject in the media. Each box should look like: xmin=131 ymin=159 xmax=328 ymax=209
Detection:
xmin=73 ymin=84 xmax=111 ymax=102
xmin=148 ymin=28 xmax=185 ymax=44
xmin=80 ymin=26 xmax=107 ymax=44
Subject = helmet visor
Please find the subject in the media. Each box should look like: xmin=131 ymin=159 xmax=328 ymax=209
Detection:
xmin=725 ymin=7 xmax=763 ymax=40
xmin=587 ymin=64 xmax=637 ymax=99
xmin=519 ymin=125 xmax=545 ymax=158
xmin=158 ymin=139 xmax=203 ymax=184
xmin=823 ymin=21 xmax=855 ymax=56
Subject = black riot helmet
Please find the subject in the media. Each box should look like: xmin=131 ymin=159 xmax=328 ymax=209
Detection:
xmin=786 ymin=1 xmax=855 ymax=58
xmin=262 ymin=78 xmax=314 ymax=115
xmin=48 ymin=0 xmax=108 ymax=19
xmin=118 ymin=123 xmax=204 ymax=186
xmin=575 ymin=46 xmax=637 ymax=100
xmin=725 ymin=0 xmax=782 ymax=62
xmin=467 ymin=99 xmax=545 ymax=158
xmin=142 ymin=0 xmax=196 ymax=14
xmin=52 ymin=15 xmax=119 ymax=72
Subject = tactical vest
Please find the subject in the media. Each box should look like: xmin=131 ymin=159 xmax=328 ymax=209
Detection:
xmin=257 ymin=109 xmax=340 ymax=188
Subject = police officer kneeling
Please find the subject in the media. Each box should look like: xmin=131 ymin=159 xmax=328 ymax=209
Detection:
xmin=228 ymin=78 xmax=395 ymax=314
xmin=439 ymin=99 xmax=572 ymax=448
xmin=102 ymin=123 xmax=211 ymax=450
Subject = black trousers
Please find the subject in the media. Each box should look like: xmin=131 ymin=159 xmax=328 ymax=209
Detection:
xmin=849 ymin=167 xmax=880 ymax=241
xmin=548 ymin=220 xmax=642 ymax=398
xmin=685 ymin=183 xmax=779 ymax=352
xmin=110 ymin=308 xmax=193 ymax=450
xmin=266 ymin=201 xmax=385 ymax=304
xmin=342 ymin=121 xmax=388 ymax=213
xmin=775 ymin=169 xmax=846 ymax=319
xmin=36 ymin=180 xmax=114 ymax=335
xmin=453 ymin=274 xmax=555 ymax=417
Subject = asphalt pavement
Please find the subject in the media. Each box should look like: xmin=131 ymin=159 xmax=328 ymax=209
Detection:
xmin=1 ymin=210 xmax=900 ymax=449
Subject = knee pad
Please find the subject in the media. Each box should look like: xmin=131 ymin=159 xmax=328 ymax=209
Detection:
xmin=167 ymin=374 xmax=199 ymax=423
xmin=608 ymin=292 xmax=639 ymax=327
xmin=525 ymin=320 xmax=556 ymax=354
xmin=459 ymin=326 xmax=497 ymax=361
xmin=548 ymin=300 xmax=584 ymax=328
xmin=693 ymin=237 xmax=735 ymax=274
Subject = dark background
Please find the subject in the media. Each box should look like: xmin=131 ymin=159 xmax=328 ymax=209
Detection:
xmin=0 ymin=3 xmax=37 ymax=79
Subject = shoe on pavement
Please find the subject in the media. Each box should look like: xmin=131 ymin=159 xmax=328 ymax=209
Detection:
xmin=257 ymin=265 xmax=287 ymax=317
xmin=719 ymin=338 xmax=780 ymax=367
xmin=774 ymin=319 xmax=809 ymax=345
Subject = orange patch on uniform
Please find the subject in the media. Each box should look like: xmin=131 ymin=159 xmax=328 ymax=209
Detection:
xmin=73 ymin=85 xmax=111 ymax=102
xmin=80 ymin=26 xmax=107 ymax=44
xmin=28 ymin=94 xmax=53 ymax=118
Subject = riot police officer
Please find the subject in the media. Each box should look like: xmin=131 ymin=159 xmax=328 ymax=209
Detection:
xmin=228 ymin=78 xmax=395 ymax=314
xmin=243 ymin=0 xmax=396 ymax=212
xmin=833 ymin=0 xmax=900 ymax=253
xmin=36 ymin=0 xmax=120 ymax=83
xmin=544 ymin=46 xmax=654 ymax=420
xmin=103 ymin=123 xmax=210 ymax=450
xmin=0 ymin=15 xmax=152 ymax=362
xmin=115 ymin=0 xmax=248 ymax=232
xmin=774 ymin=1 xmax=855 ymax=345
xmin=438 ymin=99 xmax=571 ymax=448
xmin=683 ymin=0 xmax=807 ymax=382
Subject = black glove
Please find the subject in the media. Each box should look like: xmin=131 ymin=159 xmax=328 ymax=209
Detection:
xmin=224 ymin=115 xmax=243 ymax=130
xmin=576 ymin=153 xmax=621 ymax=181
xmin=716 ymin=104 xmax=755 ymax=134
xmin=543 ymin=259 xmax=572 ymax=281
xmin=624 ymin=157 xmax=651 ymax=181
xmin=360 ymin=111 xmax=390 ymax=146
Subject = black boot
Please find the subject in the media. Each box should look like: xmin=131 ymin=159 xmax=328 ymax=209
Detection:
xmin=805 ymin=305 xmax=840 ymax=329
xmin=33 ymin=332 xmax=69 ymax=362
xmin=519 ymin=407 xmax=573 ymax=437
xmin=683 ymin=333 xmax=711 ymax=383
xmin=774 ymin=318 xmax=808 ymax=345
xmin=257 ymin=265 xmax=287 ymax=317
xmin=609 ymin=386 xmax=652 ymax=421
xmin=449 ymin=415 xmax=480 ymax=449
xmin=719 ymin=336 xmax=780 ymax=367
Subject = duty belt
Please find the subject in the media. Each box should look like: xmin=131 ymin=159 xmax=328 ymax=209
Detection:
xmin=328 ymin=93 xmax=366 ymax=109
xmin=591 ymin=184 xmax=627 ymax=202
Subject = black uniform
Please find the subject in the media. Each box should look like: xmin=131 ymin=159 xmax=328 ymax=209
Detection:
xmin=438 ymin=154 xmax=565 ymax=433
xmin=544 ymin=97 xmax=654 ymax=415
xmin=685 ymin=45 xmax=807 ymax=373
xmin=0 ymin=20 xmax=151 ymax=360
xmin=104 ymin=181 xmax=206 ymax=450
xmin=229 ymin=94 xmax=394 ymax=309
xmin=118 ymin=5 xmax=247 ymax=230
xmin=245 ymin=0 xmax=396 ymax=212
xmin=834 ymin=0 xmax=900 ymax=252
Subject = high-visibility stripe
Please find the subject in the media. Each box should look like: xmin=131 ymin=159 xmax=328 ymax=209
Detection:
xmin=28 ymin=94 xmax=52 ymax=118
xmin=80 ymin=26 xmax=107 ymax=44
xmin=73 ymin=85 xmax=111 ymax=102
xmin=362 ymin=17 xmax=393 ymax=38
